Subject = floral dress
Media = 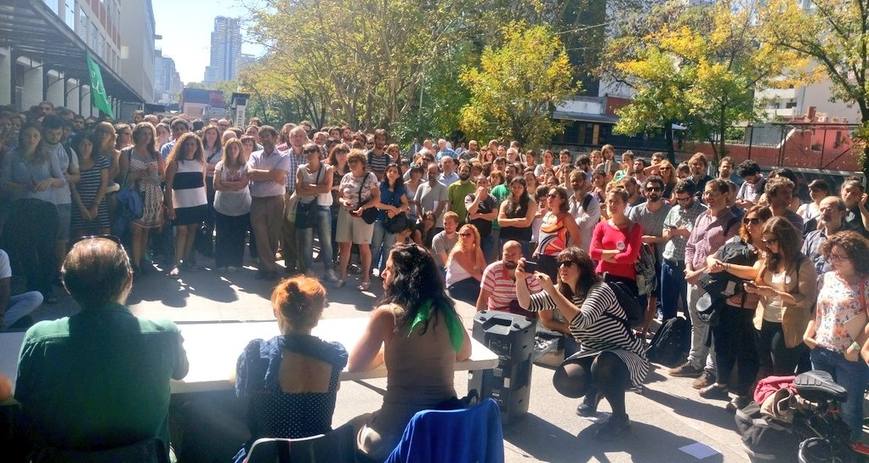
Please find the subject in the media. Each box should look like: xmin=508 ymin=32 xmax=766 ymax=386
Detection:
xmin=127 ymin=149 xmax=163 ymax=229
xmin=813 ymin=272 xmax=869 ymax=353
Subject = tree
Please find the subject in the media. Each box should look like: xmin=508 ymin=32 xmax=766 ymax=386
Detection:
xmin=459 ymin=23 xmax=576 ymax=148
xmin=760 ymin=0 xmax=869 ymax=177
xmin=603 ymin=0 xmax=803 ymax=164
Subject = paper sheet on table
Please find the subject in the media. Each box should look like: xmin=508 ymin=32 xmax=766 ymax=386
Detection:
xmin=678 ymin=442 xmax=720 ymax=460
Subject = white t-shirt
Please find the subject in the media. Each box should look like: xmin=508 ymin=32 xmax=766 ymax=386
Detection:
xmin=0 ymin=250 xmax=11 ymax=279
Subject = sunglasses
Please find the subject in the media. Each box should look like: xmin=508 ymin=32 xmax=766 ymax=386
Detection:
xmin=645 ymin=186 xmax=662 ymax=192
xmin=743 ymin=217 xmax=762 ymax=225
xmin=458 ymin=232 xmax=473 ymax=237
xmin=558 ymin=261 xmax=576 ymax=268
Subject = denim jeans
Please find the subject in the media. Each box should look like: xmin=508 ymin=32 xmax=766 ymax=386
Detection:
xmin=659 ymin=259 xmax=686 ymax=320
xmin=482 ymin=229 xmax=499 ymax=263
xmin=370 ymin=220 xmax=397 ymax=272
xmin=3 ymin=291 xmax=43 ymax=328
xmin=296 ymin=206 xmax=333 ymax=273
xmin=810 ymin=347 xmax=868 ymax=441
xmin=687 ymin=283 xmax=716 ymax=372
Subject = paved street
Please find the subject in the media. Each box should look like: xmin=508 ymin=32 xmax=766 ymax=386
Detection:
xmin=28 ymin=260 xmax=751 ymax=462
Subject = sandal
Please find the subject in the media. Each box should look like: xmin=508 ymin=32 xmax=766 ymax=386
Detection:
xmin=357 ymin=281 xmax=370 ymax=291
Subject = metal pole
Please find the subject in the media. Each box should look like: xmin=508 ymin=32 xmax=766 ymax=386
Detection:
xmin=748 ymin=125 xmax=754 ymax=160
xmin=819 ymin=126 xmax=827 ymax=169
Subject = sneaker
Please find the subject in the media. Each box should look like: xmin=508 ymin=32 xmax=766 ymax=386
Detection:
xmin=699 ymin=383 xmax=729 ymax=400
xmin=325 ymin=269 xmax=339 ymax=282
xmin=692 ymin=371 xmax=716 ymax=389
xmin=576 ymin=394 xmax=601 ymax=417
xmin=169 ymin=266 xmax=181 ymax=279
xmin=667 ymin=362 xmax=704 ymax=378
xmin=594 ymin=414 xmax=630 ymax=440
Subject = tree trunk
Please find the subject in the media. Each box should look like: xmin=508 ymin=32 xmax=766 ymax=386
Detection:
xmin=664 ymin=120 xmax=676 ymax=164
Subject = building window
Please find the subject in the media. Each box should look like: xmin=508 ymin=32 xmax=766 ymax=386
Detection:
xmin=43 ymin=0 xmax=59 ymax=14
xmin=78 ymin=8 xmax=88 ymax=40
xmin=786 ymin=100 xmax=797 ymax=108
xmin=64 ymin=0 xmax=75 ymax=28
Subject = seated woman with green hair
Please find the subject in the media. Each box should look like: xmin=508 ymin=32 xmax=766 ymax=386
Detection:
xmin=347 ymin=243 xmax=471 ymax=462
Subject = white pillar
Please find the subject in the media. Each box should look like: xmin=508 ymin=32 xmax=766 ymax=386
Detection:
xmin=80 ymin=85 xmax=91 ymax=118
xmin=0 ymin=48 xmax=11 ymax=106
xmin=46 ymin=70 xmax=64 ymax=108
xmin=66 ymin=79 xmax=80 ymax=114
xmin=21 ymin=60 xmax=43 ymax=110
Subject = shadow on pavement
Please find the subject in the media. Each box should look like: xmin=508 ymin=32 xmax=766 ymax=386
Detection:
xmin=642 ymin=387 xmax=736 ymax=432
xmin=504 ymin=413 xmax=725 ymax=463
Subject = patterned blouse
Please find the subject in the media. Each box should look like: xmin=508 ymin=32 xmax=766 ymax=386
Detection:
xmin=527 ymin=282 xmax=649 ymax=387
xmin=813 ymin=272 xmax=869 ymax=353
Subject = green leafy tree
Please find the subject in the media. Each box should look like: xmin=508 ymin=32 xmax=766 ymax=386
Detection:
xmin=459 ymin=23 xmax=576 ymax=148
xmin=760 ymin=0 xmax=869 ymax=176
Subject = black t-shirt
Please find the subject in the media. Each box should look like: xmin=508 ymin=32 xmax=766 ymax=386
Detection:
xmin=465 ymin=193 xmax=496 ymax=238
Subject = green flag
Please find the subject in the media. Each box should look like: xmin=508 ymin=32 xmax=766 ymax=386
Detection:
xmin=86 ymin=54 xmax=114 ymax=118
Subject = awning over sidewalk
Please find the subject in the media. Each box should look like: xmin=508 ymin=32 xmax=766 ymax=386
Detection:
xmin=0 ymin=0 xmax=143 ymax=103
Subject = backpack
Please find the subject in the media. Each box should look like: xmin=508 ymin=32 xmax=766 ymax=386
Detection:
xmin=734 ymin=401 xmax=800 ymax=462
xmin=646 ymin=316 xmax=690 ymax=366
xmin=605 ymin=280 xmax=645 ymax=329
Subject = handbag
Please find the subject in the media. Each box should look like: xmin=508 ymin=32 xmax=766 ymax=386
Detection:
xmin=295 ymin=165 xmax=323 ymax=229
xmin=384 ymin=212 xmax=409 ymax=233
xmin=356 ymin=173 xmax=378 ymax=224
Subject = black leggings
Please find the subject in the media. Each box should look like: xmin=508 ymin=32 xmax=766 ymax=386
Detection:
xmin=553 ymin=352 xmax=631 ymax=418
xmin=712 ymin=305 xmax=758 ymax=396
xmin=757 ymin=320 xmax=805 ymax=376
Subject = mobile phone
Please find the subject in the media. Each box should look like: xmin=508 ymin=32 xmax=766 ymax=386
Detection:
xmin=523 ymin=260 xmax=540 ymax=274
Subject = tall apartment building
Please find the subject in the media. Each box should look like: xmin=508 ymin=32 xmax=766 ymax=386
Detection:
xmin=0 ymin=0 xmax=143 ymax=117
xmin=154 ymin=49 xmax=183 ymax=104
xmin=204 ymin=16 xmax=242 ymax=83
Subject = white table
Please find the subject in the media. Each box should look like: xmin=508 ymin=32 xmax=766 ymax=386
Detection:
xmin=1 ymin=318 xmax=498 ymax=394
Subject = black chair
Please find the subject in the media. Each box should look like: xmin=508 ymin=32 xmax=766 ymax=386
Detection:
xmin=245 ymin=425 xmax=357 ymax=463
xmin=31 ymin=439 xmax=169 ymax=463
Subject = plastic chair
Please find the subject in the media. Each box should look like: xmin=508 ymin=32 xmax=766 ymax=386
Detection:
xmin=384 ymin=398 xmax=504 ymax=463
xmin=245 ymin=425 xmax=357 ymax=463
xmin=31 ymin=438 xmax=169 ymax=463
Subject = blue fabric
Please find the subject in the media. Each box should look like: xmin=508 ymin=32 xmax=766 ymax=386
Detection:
xmin=378 ymin=183 xmax=407 ymax=221
xmin=384 ymin=399 xmax=504 ymax=463
xmin=810 ymin=348 xmax=868 ymax=441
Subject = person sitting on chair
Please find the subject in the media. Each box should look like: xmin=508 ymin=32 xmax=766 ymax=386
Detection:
xmin=233 ymin=276 xmax=348 ymax=462
xmin=15 ymin=236 xmax=188 ymax=457
xmin=347 ymin=244 xmax=471 ymax=462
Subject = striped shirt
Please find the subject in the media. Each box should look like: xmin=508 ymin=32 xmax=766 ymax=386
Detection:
xmin=480 ymin=261 xmax=543 ymax=311
xmin=366 ymin=149 xmax=390 ymax=180
xmin=528 ymin=283 xmax=649 ymax=387
xmin=171 ymin=159 xmax=207 ymax=209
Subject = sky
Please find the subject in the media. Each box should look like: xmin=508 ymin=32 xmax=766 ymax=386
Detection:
xmin=151 ymin=0 xmax=265 ymax=84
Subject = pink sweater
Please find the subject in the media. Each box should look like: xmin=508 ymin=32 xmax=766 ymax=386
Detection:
xmin=589 ymin=220 xmax=644 ymax=280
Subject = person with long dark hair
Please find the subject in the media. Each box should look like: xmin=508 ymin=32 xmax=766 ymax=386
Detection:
xmin=69 ymin=131 xmax=110 ymax=237
xmin=164 ymin=133 xmax=208 ymax=278
xmin=516 ymin=247 xmax=648 ymax=439
xmin=534 ymin=186 xmax=582 ymax=279
xmin=498 ymin=176 xmax=537 ymax=258
xmin=348 ymin=244 xmax=471 ymax=461
xmin=295 ymin=142 xmax=336 ymax=280
xmin=326 ymin=143 xmax=351 ymax=266
xmin=118 ymin=122 xmax=164 ymax=273
xmin=370 ymin=163 xmax=410 ymax=276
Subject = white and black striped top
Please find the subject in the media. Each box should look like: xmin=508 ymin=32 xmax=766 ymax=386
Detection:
xmin=528 ymin=282 xmax=649 ymax=387
xmin=171 ymin=159 xmax=207 ymax=210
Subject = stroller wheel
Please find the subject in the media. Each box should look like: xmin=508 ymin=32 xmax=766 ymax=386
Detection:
xmin=798 ymin=438 xmax=856 ymax=463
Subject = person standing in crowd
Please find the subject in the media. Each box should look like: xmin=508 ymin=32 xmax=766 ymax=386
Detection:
xmin=535 ymin=149 xmax=555 ymax=178
xmin=465 ymin=174 xmax=499 ymax=262
xmin=118 ymin=122 xmax=164 ymax=274
xmin=590 ymin=188 xmax=643 ymax=297
xmin=415 ymin=162 xmax=448 ymax=246
xmin=164 ymin=133 xmax=208 ymax=279
xmin=669 ymin=179 xmax=739 ymax=388
xmin=534 ymin=186 xmax=582 ymax=279
xmin=445 ymin=224 xmax=486 ymax=304
xmin=295 ymin=143 xmax=336 ymax=280
xmin=348 ymin=244 xmax=471 ymax=462
xmin=1 ymin=124 xmax=62 ymax=300
xmin=619 ymin=176 xmax=644 ymax=209
xmin=232 ymin=276 xmax=347 ymax=461
xmin=14 ymin=237 xmax=188 ymax=459
xmin=840 ymin=178 xmax=869 ymax=236
xmin=804 ymin=231 xmax=869 ymax=443
xmin=247 ymin=126 xmax=290 ymax=279
xmin=431 ymin=211 xmax=460 ymax=271
xmin=687 ymin=153 xmax=713 ymax=194
xmin=43 ymin=116 xmax=80 ymax=275
xmin=366 ymin=129 xmax=390 ymax=181
xmin=612 ymin=151 xmax=634 ymax=184
xmin=803 ymin=196 xmax=847 ymax=274
xmin=660 ymin=180 xmax=706 ymax=320
xmin=336 ymin=150 xmax=379 ymax=291
xmin=69 ymin=132 xmax=109 ymax=237
xmin=200 ymin=125 xmax=223 ymax=258
xmin=370 ymin=163 xmax=409 ymax=277
xmin=516 ymin=247 xmax=649 ymax=439
xmin=735 ymin=160 xmax=765 ymax=208
xmin=717 ymin=156 xmax=740 ymax=185
xmin=568 ymin=170 xmax=601 ymax=251
xmin=114 ymin=123 xmax=133 ymax=151
xmin=764 ymin=176 xmax=804 ymax=232
xmin=654 ymin=160 xmax=677 ymax=200
xmin=327 ymin=143 xmax=351 ymax=264
xmin=91 ymin=122 xmax=119 ymax=180
xmin=498 ymin=176 xmax=537 ymax=258
xmin=628 ymin=176 xmax=672 ymax=326
xmin=797 ymin=178 xmax=829 ymax=224
xmin=447 ymin=162 xmax=475 ymax=224
xmin=282 ymin=126 xmax=308 ymax=274
xmin=703 ymin=205 xmax=773 ymax=410
xmin=438 ymin=156 xmax=459 ymax=186
xmin=213 ymin=139 xmax=251 ymax=272
xmin=155 ymin=123 xmax=171 ymax=149
xmin=160 ymin=118 xmax=190 ymax=160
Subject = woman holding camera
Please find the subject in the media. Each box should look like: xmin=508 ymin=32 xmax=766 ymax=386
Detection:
xmin=516 ymin=247 xmax=648 ymax=439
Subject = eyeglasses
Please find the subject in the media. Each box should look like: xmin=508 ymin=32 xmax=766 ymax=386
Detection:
xmin=743 ymin=217 xmax=762 ymax=225
xmin=828 ymin=253 xmax=849 ymax=262
xmin=558 ymin=261 xmax=576 ymax=268
xmin=458 ymin=232 xmax=473 ymax=237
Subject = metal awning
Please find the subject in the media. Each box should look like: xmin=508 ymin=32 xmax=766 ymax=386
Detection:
xmin=551 ymin=110 xmax=619 ymax=124
xmin=0 ymin=0 xmax=143 ymax=103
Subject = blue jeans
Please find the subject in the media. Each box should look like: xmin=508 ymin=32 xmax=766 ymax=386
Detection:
xmin=370 ymin=220 xmax=396 ymax=272
xmin=482 ymin=229 xmax=499 ymax=263
xmin=660 ymin=259 xmax=686 ymax=320
xmin=297 ymin=206 xmax=333 ymax=273
xmin=810 ymin=347 xmax=868 ymax=441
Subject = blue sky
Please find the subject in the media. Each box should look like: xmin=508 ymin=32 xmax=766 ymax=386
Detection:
xmin=152 ymin=0 xmax=264 ymax=84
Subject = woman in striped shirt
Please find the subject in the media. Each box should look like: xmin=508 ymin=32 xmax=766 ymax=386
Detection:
xmin=516 ymin=247 xmax=648 ymax=440
xmin=164 ymin=133 xmax=208 ymax=278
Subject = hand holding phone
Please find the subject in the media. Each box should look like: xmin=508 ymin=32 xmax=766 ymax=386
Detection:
xmin=523 ymin=260 xmax=540 ymax=274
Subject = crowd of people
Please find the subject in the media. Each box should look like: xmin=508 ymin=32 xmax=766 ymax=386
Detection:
xmin=1 ymin=102 xmax=869 ymax=460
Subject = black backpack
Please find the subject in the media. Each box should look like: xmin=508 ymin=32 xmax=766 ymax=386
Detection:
xmin=605 ymin=280 xmax=644 ymax=328
xmin=734 ymin=401 xmax=800 ymax=462
xmin=646 ymin=317 xmax=690 ymax=366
